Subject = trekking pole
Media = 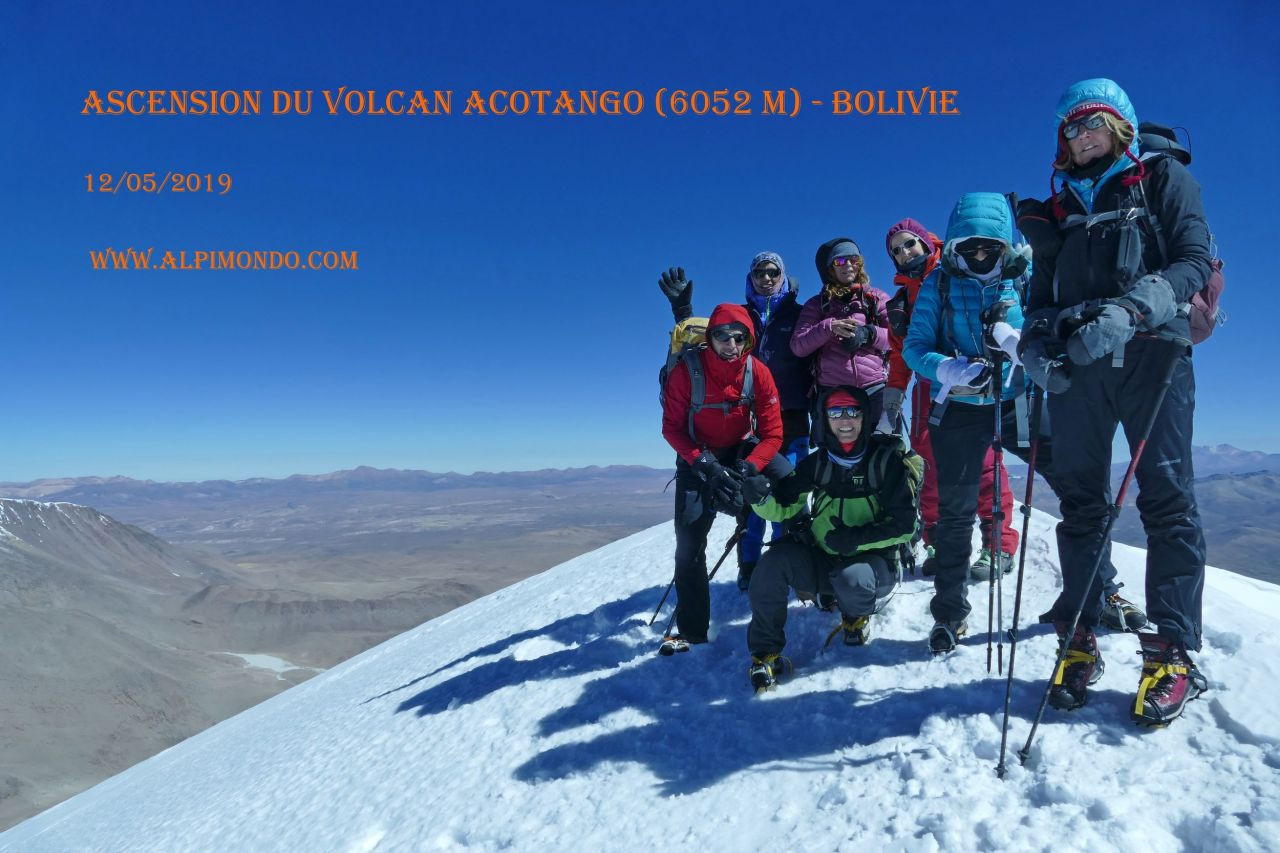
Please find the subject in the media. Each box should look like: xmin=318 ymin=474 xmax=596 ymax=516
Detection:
xmin=986 ymin=350 xmax=1005 ymax=675
xmin=1018 ymin=342 xmax=1183 ymax=766
xmin=657 ymin=513 xmax=750 ymax=636
xmin=996 ymin=384 xmax=1044 ymax=778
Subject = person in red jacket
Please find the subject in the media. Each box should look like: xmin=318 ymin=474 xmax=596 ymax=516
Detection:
xmin=661 ymin=303 xmax=783 ymax=655
xmin=880 ymin=218 xmax=1018 ymax=579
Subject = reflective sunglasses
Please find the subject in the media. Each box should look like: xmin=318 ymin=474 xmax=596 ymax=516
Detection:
xmin=710 ymin=329 xmax=747 ymax=345
xmin=1062 ymin=113 xmax=1108 ymax=140
xmin=890 ymin=238 xmax=920 ymax=256
xmin=751 ymin=267 xmax=782 ymax=280
xmin=832 ymin=256 xmax=860 ymax=267
xmin=957 ymin=242 xmax=1003 ymax=260
xmin=825 ymin=406 xmax=863 ymax=420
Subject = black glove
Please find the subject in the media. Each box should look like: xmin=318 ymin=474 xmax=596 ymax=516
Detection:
xmin=1015 ymin=198 xmax=1062 ymax=263
xmin=659 ymin=266 xmax=693 ymax=321
xmin=980 ymin=300 xmax=1018 ymax=354
xmin=770 ymin=472 xmax=803 ymax=507
xmin=840 ymin=323 xmax=876 ymax=352
xmin=735 ymin=461 xmax=772 ymax=505
xmin=693 ymin=453 xmax=743 ymax=514
xmin=823 ymin=516 xmax=867 ymax=555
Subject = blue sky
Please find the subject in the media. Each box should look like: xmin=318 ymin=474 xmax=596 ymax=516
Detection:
xmin=1 ymin=1 xmax=1276 ymax=481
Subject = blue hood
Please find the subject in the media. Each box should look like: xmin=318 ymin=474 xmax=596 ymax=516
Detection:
xmin=1053 ymin=78 xmax=1142 ymax=211
xmin=941 ymin=192 xmax=1013 ymax=267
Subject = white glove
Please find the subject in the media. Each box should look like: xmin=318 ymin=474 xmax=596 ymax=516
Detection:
xmin=936 ymin=357 xmax=987 ymax=387
xmin=988 ymin=321 xmax=1022 ymax=367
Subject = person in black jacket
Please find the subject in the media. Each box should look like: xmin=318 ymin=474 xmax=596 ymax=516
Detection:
xmin=1017 ymin=78 xmax=1211 ymax=726
xmin=659 ymin=253 xmax=812 ymax=592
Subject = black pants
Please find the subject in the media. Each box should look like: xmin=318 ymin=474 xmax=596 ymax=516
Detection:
xmin=747 ymin=541 xmax=897 ymax=657
xmin=1047 ymin=341 xmax=1204 ymax=649
xmin=928 ymin=392 xmax=1122 ymax=626
xmin=672 ymin=454 xmax=728 ymax=640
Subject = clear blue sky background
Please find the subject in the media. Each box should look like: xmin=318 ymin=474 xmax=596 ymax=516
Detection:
xmin=1 ymin=1 xmax=1276 ymax=481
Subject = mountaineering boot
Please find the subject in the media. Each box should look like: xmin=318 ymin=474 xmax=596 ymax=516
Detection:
xmin=659 ymin=634 xmax=705 ymax=656
xmin=1133 ymin=632 xmax=1208 ymax=727
xmin=920 ymin=545 xmax=938 ymax=577
xmin=969 ymin=548 xmax=1014 ymax=582
xmin=824 ymin=615 xmax=873 ymax=649
xmin=748 ymin=653 xmax=792 ymax=693
xmin=736 ymin=561 xmax=756 ymax=592
xmin=1099 ymin=589 xmax=1148 ymax=632
xmin=928 ymin=620 xmax=967 ymax=655
xmin=843 ymin=615 xmax=872 ymax=646
xmin=1048 ymin=623 xmax=1104 ymax=711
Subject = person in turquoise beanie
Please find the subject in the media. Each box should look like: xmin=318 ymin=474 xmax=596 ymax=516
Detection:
xmin=1017 ymin=78 xmax=1211 ymax=725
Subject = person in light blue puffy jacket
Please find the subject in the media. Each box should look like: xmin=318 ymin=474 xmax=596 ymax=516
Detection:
xmin=902 ymin=191 xmax=1140 ymax=654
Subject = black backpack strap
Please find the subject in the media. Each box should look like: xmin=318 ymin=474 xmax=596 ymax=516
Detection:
xmin=682 ymin=347 xmax=705 ymax=444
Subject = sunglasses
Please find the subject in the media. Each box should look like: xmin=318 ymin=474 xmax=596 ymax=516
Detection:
xmin=751 ymin=267 xmax=782 ymax=280
xmin=832 ymin=256 xmax=860 ymax=267
xmin=890 ymin=238 xmax=920 ymax=256
xmin=710 ymin=329 xmax=747 ymax=345
xmin=1062 ymin=113 xmax=1108 ymax=140
xmin=825 ymin=406 xmax=864 ymax=420
xmin=957 ymin=242 xmax=1003 ymax=260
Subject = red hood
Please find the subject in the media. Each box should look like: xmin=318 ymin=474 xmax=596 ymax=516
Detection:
xmin=706 ymin=302 xmax=756 ymax=355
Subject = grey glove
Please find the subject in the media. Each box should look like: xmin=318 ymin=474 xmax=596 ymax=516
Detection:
xmin=1021 ymin=335 xmax=1072 ymax=394
xmin=659 ymin=266 xmax=693 ymax=321
xmin=1115 ymin=273 xmax=1176 ymax=330
xmin=1058 ymin=302 xmax=1136 ymax=365
xmin=881 ymin=386 xmax=905 ymax=420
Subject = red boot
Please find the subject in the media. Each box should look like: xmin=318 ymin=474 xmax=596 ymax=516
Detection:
xmin=1048 ymin=622 xmax=1103 ymax=711
xmin=1133 ymin=633 xmax=1208 ymax=727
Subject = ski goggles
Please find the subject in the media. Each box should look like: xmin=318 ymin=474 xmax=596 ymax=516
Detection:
xmin=751 ymin=266 xmax=782 ymax=280
xmin=831 ymin=256 xmax=860 ymax=267
xmin=1062 ymin=113 xmax=1108 ymax=140
xmin=890 ymin=238 xmax=921 ymax=256
xmin=710 ymin=329 xmax=748 ymax=345
xmin=825 ymin=406 xmax=864 ymax=420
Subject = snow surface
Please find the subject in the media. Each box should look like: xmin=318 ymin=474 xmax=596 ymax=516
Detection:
xmin=3 ymin=509 xmax=1279 ymax=852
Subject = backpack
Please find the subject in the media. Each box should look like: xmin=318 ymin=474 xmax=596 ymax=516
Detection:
xmin=658 ymin=316 xmax=756 ymax=443
xmin=1136 ymin=122 xmax=1226 ymax=343
xmin=810 ymin=433 xmax=925 ymax=570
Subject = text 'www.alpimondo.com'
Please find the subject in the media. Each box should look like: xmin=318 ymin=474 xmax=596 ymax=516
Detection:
xmin=89 ymin=248 xmax=359 ymax=271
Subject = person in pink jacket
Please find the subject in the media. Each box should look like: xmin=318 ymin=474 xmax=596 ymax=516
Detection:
xmin=791 ymin=237 xmax=891 ymax=425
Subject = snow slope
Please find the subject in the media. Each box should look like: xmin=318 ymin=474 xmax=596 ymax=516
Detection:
xmin=3 ymin=510 xmax=1278 ymax=852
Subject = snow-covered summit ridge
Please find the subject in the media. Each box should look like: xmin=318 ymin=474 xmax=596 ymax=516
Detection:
xmin=2 ymin=508 xmax=1277 ymax=852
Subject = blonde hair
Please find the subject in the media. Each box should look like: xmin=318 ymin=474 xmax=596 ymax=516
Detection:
xmin=1053 ymin=111 xmax=1136 ymax=170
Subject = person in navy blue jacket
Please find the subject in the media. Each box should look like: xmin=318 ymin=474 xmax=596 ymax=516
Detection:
xmin=1017 ymin=78 xmax=1210 ymax=725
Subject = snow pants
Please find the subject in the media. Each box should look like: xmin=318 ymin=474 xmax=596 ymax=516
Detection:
xmin=738 ymin=409 xmax=810 ymax=567
xmin=927 ymin=394 xmax=1123 ymax=626
xmin=1045 ymin=341 xmax=1204 ymax=650
xmin=747 ymin=540 xmax=898 ymax=657
xmin=910 ymin=377 xmax=1018 ymax=552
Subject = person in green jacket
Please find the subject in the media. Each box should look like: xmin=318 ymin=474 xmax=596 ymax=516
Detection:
xmin=744 ymin=386 xmax=920 ymax=692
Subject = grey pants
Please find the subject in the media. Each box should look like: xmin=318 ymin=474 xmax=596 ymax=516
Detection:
xmin=747 ymin=540 xmax=897 ymax=657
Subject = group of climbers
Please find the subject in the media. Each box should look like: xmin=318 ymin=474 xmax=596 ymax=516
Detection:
xmin=654 ymin=78 xmax=1210 ymax=728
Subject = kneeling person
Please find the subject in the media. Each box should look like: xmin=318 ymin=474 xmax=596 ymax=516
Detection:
xmin=745 ymin=387 xmax=920 ymax=691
